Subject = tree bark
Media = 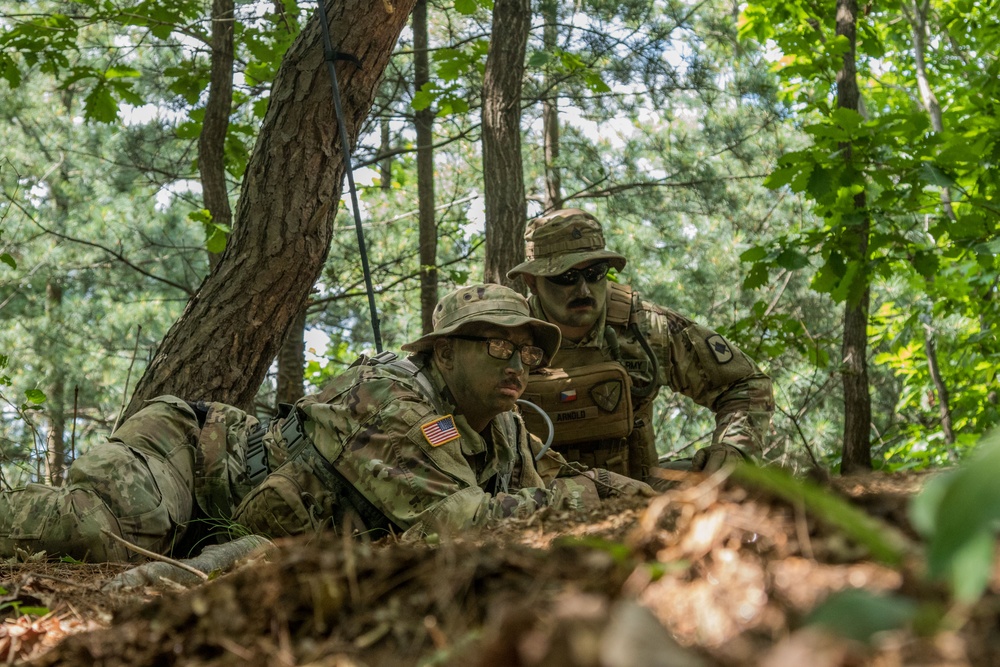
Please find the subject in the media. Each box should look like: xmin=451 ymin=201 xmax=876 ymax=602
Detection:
xmin=836 ymin=0 xmax=872 ymax=474
xmin=379 ymin=117 xmax=392 ymax=190
xmin=275 ymin=305 xmax=307 ymax=406
xmin=541 ymin=0 xmax=563 ymax=211
xmin=414 ymin=0 xmax=437 ymax=334
xmin=44 ymin=279 xmax=66 ymax=486
xmin=125 ymin=0 xmax=417 ymax=417
xmin=481 ymin=0 xmax=530 ymax=291
xmin=199 ymin=0 xmax=235 ymax=271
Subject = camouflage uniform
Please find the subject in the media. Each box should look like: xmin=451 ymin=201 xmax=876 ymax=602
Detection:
xmin=0 ymin=284 xmax=644 ymax=562
xmin=508 ymin=209 xmax=775 ymax=482
xmin=233 ymin=352 xmax=603 ymax=540
xmin=0 ymin=397 xmax=265 ymax=562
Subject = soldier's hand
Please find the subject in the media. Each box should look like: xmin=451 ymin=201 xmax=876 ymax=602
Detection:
xmin=548 ymin=475 xmax=602 ymax=510
xmin=586 ymin=469 xmax=656 ymax=499
xmin=691 ymin=443 xmax=746 ymax=473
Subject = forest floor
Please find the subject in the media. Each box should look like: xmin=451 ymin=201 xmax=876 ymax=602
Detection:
xmin=1 ymin=469 xmax=998 ymax=667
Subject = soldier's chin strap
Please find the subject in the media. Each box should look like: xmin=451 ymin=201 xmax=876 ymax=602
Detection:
xmin=315 ymin=0 xmax=383 ymax=353
xmin=517 ymin=399 xmax=555 ymax=460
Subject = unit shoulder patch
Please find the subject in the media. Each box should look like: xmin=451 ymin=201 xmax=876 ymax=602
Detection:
xmin=705 ymin=334 xmax=734 ymax=365
xmin=421 ymin=415 xmax=460 ymax=447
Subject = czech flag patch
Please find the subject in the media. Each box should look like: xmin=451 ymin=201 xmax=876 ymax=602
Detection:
xmin=421 ymin=415 xmax=460 ymax=447
xmin=559 ymin=389 xmax=578 ymax=402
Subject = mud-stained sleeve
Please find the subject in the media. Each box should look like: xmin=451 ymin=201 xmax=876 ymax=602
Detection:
xmin=332 ymin=394 xmax=553 ymax=537
xmin=637 ymin=301 xmax=775 ymax=459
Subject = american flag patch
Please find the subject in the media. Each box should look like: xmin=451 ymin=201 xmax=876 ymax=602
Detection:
xmin=559 ymin=389 xmax=578 ymax=402
xmin=421 ymin=415 xmax=460 ymax=447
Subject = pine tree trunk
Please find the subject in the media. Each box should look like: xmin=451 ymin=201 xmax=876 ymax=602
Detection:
xmin=200 ymin=0 xmax=235 ymax=271
xmin=481 ymin=0 xmax=529 ymax=291
xmin=125 ymin=0 xmax=417 ymax=418
xmin=45 ymin=280 xmax=66 ymax=485
xmin=836 ymin=0 xmax=873 ymax=474
xmin=541 ymin=0 xmax=562 ymax=211
xmin=414 ymin=0 xmax=438 ymax=334
xmin=275 ymin=305 xmax=307 ymax=407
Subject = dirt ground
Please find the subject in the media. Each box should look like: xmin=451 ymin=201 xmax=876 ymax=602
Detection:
xmin=2 ymin=470 xmax=999 ymax=666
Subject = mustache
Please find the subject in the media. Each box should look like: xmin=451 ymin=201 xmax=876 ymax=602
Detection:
xmin=499 ymin=378 xmax=524 ymax=392
xmin=568 ymin=297 xmax=597 ymax=308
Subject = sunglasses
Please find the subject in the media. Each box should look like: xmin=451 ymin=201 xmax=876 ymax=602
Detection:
xmin=544 ymin=261 xmax=610 ymax=287
xmin=450 ymin=335 xmax=545 ymax=368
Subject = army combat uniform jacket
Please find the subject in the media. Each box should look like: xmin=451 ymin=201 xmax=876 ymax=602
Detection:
xmin=523 ymin=283 xmax=774 ymax=480
xmin=234 ymin=354 xmax=586 ymax=539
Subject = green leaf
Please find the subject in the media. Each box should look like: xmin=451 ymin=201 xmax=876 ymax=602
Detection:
xmin=775 ymin=247 xmax=810 ymax=270
xmin=910 ymin=251 xmax=939 ymax=279
xmin=411 ymin=82 xmax=435 ymax=111
xmin=739 ymin=246 xmax=768 ymax=262
xmin=17 ymin=606 xmax=51 ymax=617
xmin=0 ymin=253 xmax=15 ymax=269
xmin=806 ymin=165 xmax=833 ymax=200
xmin=806 ymin=589 xmax=916 ymax=643
xmin=454 ymin=0 xmax=478 ymax=14
xmin=527 ymin=51 xmax=551 ymax=68
xmin=105 ymin=67 xmax=141 ymax=80
xmin=742 ymin=263 xmax=769 ymax=290
xmin=205 ymin=227 xmax=228 ymax=254
xmin=920 ymin=163 xmax=956 ymax=188
xmin=922 ymin=430 xmax=1000 ymax=602
xmin=83 ymin=83 xmax=118 ymax=123
xmin=24 ymin=389 xmax=46 ymax=404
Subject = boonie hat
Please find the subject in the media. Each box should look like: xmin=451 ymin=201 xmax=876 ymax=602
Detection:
xmin=506 ymin=208 xmax=627 ymax=278
xmin=402 ymin=284 xmax=562 ymax=365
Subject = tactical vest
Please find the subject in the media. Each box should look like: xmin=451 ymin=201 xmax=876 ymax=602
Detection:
xmin=522 ymin=283 xmax=661 ymax=480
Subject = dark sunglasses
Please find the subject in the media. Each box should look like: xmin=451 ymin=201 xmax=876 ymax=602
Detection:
xmin=545 ymin=261 xmax=610 ymax=287
xmin=450 ymin=335 xmax=545 ymax=368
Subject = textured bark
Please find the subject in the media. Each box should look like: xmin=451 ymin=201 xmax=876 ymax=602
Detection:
xmin=125 ymin=0 xmax=417 ymax=417
xmin=414 ymin=0 xmax=438 ymax=334
xmin=541 ymin=0 xmax=562 ymax=211
xmin=44 ymin=279 xmax=66 ymax=486
xmin=481 ymin=0 xmax=530 ymax=291
xmin=199 ymin=0 xmax=235 ymax=271
xmin=379 ymin=117 xmax=392 ymax=190
xmin=836 ymin=0 xmax=872 ymax=474
xmin=275 ymin=305 xmax=307 ymax=407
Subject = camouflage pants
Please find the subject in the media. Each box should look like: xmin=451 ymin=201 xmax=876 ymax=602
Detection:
xmin=0 ymin=399 xmax=205 ymax=562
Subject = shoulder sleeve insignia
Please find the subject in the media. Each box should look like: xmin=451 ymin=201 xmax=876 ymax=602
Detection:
xmin=705 ymin=334 xmax=734 ymax=365
xmin=421 ymin=415 xmax=461 ymax=447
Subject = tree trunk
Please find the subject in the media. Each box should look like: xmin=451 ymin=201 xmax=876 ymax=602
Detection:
xmin=836 ymin=0 xmax=872 ymax=474
xmin=199 ymin=0 xmax=235 ymax=271
xmin=44 ymin=279 xmax=66 ymax=485
xmin=481 ymin=0 xmax=530 ymax=291
xmin=541 ymin=0 xmax=562 ymax=211
xmin=414 ymin=0 xmax=437 ymax=334
xmin=125 ymin=0 xmax=417 ymax=418
xmin=275 ymin=305 xmax=307 ymax=407
xmin=379 ymin=117 xmax=392 ymax=190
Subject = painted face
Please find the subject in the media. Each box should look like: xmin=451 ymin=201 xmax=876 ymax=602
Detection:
xmin=534 ymin=260 xmax=610 ymax=334
xmin=446 ymin=324 xmax=534 ymax=424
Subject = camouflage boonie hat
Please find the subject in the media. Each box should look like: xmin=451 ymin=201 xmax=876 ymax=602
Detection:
xmin=507 ymin=208 xmax=627 ymax=278
xmin=402 ymin=284 xmax=562 ymax=364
